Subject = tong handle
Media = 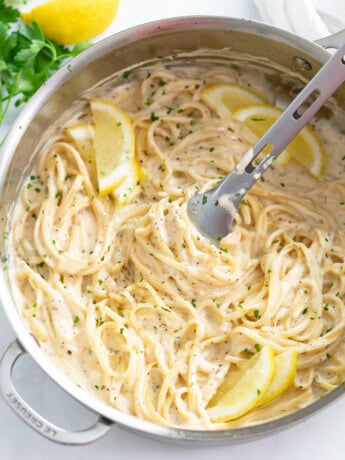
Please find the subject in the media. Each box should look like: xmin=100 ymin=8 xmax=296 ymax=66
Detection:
xmin=220 ymin=40 xmax=345 ymax=196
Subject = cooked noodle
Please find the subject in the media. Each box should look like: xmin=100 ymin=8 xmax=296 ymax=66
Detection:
xmin=10 ymin=62 xmax=345 ymax=429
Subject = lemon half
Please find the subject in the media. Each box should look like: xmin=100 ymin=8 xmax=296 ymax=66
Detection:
xmin=21 ymin=0 xmax=120 ymax=45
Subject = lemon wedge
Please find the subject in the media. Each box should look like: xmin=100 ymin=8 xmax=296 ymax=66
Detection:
xmin=201 ymin=83 xmax=267 ymax=119
xmin=258 ymin=348 xmax=297 ymax=406
xmin=90 ymin=98 xmax=140 ymax=205
xmin=207 ymin=345 xmax=275 ymax=423
xmin=66 ymin=124 xmax=94 ymax=160
xmin=233 ymin=104 xmax=327 ymax=177
xmin=66 ymin=124 xmax=96 ymax=182
xmin=21 ymin=0 xmax=120 ymax=45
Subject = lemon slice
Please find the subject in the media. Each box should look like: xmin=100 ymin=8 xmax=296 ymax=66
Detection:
xmin=258 ymin=348 xmax=297 ymax=406
xmin=112 ymin=160 xmax=141 ymax=205
xmin=90 ymin=98 xmax=138 ymax=201
xmin=66 ymin=124 xmax=94 ymax=161
xmin=66 ymin=124 xmax=96 ymax=183
xmin=21 ymin=0 xmax=120 ymax=45
xmin=207 ymin=345 xmax=275 ymax=423
xmin=233 ymin=104 xmax=327 ymax=177
xmin=201 ymin=83 xmax=267 ymax=119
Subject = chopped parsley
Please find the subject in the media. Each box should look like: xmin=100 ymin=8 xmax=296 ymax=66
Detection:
xmin=150 ymin=112 xmax=159 ymax=122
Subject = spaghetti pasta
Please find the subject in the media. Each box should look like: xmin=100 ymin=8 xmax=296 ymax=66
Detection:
xmin=10 ymin=62 xmax=345 ymax=429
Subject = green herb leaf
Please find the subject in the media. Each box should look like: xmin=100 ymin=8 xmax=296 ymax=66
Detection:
xmin=0 ymin=13 xmax=91 ymax=144
xmin=150 ymin=111 xmax=159 ymax=122
xmin=0 ymin=2 xmax=20 ymax=25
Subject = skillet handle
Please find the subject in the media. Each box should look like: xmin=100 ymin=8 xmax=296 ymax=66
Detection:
xmin=0 ymin=340 xmax=113 ymax=445
xmin=315 ymin=29 xmax=345 ymax=49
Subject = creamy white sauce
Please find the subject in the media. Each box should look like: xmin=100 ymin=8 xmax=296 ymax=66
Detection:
xmin=9 ymin=59 xmax=345 ymax=430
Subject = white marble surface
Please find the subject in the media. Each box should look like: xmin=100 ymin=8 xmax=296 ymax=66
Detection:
xmin=1 ymin=1 xmax=345 ymax=459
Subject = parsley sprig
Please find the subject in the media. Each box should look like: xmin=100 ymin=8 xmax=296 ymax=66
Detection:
xmin=0 ymin=0 xmax=91 ymax=145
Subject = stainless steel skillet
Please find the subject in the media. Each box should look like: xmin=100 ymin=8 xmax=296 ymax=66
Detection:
xmin=0 ymin=17 xmax=345 ymax=446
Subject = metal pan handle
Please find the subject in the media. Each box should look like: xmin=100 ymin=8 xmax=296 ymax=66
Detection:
xmin=315 ymin=29 xmax=345 ymax=49
xmin=0 ymin=340 xmax=113 ymax=445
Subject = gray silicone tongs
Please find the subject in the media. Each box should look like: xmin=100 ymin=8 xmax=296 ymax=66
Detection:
xmin=187 ymin=42 xmax=345 ymax=244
